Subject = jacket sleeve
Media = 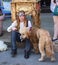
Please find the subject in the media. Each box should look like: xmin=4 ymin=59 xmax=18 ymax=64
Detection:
xmin=7 ymin=20 xmax=17 ymax=32
xmin=50 ymin=0 xmax=56 ymax=12
xmin=28 ymin=20 xmax=32 ymax=28
xmin=27 ymin=20 xmax=32 ymax=31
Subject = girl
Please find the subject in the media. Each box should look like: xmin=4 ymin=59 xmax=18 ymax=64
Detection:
xmin=7 ymin=11 xmax=32 ymax=59
xmin=50 ymin=0 xmax=58 ymax=41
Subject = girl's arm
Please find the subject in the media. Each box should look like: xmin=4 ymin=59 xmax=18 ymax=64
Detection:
xmin=7 ymin=20 xmax=17 ymax=32
xmin=51 ymin=0 xmax=56 ymax=4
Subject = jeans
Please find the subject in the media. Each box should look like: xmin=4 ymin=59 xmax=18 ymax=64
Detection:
xmin=11 ymin=30 xmax=31 ymax=52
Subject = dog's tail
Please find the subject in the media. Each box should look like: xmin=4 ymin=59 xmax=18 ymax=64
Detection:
xmin=45 ymin=39 xmax=54 ymax=58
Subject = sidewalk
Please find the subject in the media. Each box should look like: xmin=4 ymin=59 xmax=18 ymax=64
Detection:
xmin=0 ymin=48 xmax=58 ymax=65
xmin=0 ymin=13 xmax=58 ymax=65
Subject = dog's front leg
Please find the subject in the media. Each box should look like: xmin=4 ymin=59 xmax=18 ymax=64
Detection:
xmin=32 ymin=43 xmax=39 ymax=54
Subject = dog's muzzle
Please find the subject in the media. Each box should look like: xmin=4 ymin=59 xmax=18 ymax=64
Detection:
xmin=20 ymin=36 xmax=24 ymax=42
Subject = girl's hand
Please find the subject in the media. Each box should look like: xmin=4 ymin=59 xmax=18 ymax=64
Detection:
xmin=12 ymin=27 xmax=17 ymax=31
xmin=7 ymin=28 xmax=11 ymax=32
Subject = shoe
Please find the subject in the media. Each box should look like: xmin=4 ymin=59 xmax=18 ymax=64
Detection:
xmin=11 ymin=49 xmax=17 ymax=57
xmin=52 ymin=38 xmax=58 ymax=41
xmin=24 ymin=50 xmax=30 ymax=59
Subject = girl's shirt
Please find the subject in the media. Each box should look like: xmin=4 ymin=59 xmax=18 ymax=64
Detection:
xmin=50 ymin=0 xmax=58 ymax=12
xmin=50 ymin=0 xmax=56 ymax=12
xmin=20 ymin=21 xmax=32 ymax=29
xmin=7 ymin=20 xmax=32 ymax=32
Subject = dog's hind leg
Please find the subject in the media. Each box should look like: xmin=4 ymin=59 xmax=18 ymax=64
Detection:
xmin=38 ymin=40 xmax=45 ymax=61
xmin=50 ymin=42 xmax=56 ymax=62
xmin=45 ymin=40 xmax=56 ymax=61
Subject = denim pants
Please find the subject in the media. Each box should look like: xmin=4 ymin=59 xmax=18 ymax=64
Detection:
xmin=11 ymin=31 xmax=31 ymax=52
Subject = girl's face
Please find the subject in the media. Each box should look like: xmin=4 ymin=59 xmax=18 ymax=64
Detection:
xmin=19 ymin=15 xmax=25 ymax=22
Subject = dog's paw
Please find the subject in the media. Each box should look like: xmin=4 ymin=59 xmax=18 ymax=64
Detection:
xmin=38 ymin=58 xmax=44 ymax=62
xmin=51 ymin=57 xmax=56 ymax=62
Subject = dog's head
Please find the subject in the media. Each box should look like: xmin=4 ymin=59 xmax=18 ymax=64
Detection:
xmin=19 ymin=27 xmax=30 ymax=40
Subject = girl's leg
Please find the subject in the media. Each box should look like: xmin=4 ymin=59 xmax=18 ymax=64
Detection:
xmin=11 ymin=31 xmax=17 ymax=50
xmin=11 ymin=30 xmax=21 ymax=57
xmin=11 ymin=31 xmax=21 ymax=50
xmin=53 ymin=16 xmax=58 ymax=40
xmin=25 ymin=38 xmax=31 ymax=51
xmin=24 ymin=38 xmax=31 ymax=59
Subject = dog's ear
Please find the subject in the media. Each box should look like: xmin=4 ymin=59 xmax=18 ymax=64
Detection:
xmin=26 ymin=27 xmax=30 ymax=32
xmin=19 ymin=28 xmax=21 ymax=34
xmin=26 ymin=32 xmax=31 ymax=39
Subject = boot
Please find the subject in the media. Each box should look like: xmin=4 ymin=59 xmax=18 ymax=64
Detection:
xmin=24 ymin=50 xmax=30 ymax=59
xmin=11 ymin=49 xmax=17 ymax=57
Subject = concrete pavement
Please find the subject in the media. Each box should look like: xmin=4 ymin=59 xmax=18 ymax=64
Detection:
xmin=0 ymin=13 xmax=58 ymax=65
xmin=0 ymin=48 xmax=58 ymax=65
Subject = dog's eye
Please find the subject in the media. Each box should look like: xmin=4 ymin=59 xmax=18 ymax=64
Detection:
xmin=22 ymin=34 xmax=24 ymax=35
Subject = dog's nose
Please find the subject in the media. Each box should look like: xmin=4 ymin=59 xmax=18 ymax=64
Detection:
xmin=20 ymin=36 xmax=22 ymax=39
xmin=18 ymin=33 xmax=21 ymax=36
xmin=20 ymin=36 xmax=23 ymax=42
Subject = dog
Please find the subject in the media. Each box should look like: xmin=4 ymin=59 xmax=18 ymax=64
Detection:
xmin=0 ymin=40 xmax=8 ymax=51
xmin=19 ymin=27 xmax=56 ymax=62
